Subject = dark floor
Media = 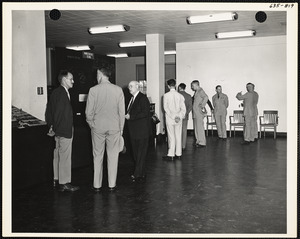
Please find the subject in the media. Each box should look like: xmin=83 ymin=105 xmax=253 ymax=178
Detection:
xmin=12 ymin=135 xmax=287 ymax=234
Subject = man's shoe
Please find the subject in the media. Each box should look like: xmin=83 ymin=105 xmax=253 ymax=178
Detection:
xmin=58 ymin=183 xmax=79 ymax=192
xmin=162 ymin=155 xmax=174 ymax=161
xmin=91 ymin=186 xmax=101 ymax=193
xmin=222 ymin=138 xmax=227 ymax=141
xmin=174 ymin=155 xmax=181 ymax=160
xmin=130 ymin=175 xmax=136 ymax=182
xmin=241 ymin=140 xmax=250 ymax=145
xmin=196 ymin=144 xmax=206 ymax=148
xmin=136 ymin=176 xmax=146 ymax=183
xmin=53 ymin=179 xmax=59 ymax=188
xmin=108 ymin=186 xmax=117 ymax=192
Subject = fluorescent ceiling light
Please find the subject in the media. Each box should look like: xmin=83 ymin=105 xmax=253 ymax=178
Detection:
xmin=164 ymin=50 xmax=176 ymax=55
xmin=107 ymin=53 xmax=128 ymax=58
xmin=66 ymin=45 xmax=91 ymax=51
xmin=88 ymin=25 xmax=130 ymax=34
xmin=187 ymin=12 xmax=238 ymax=24
xmin=215 ymin=30 xmax=256 ymax=39
xmin=119 ymin=41 xmax=146 ymax=47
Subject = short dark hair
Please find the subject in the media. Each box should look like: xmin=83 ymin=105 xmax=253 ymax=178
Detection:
xmin=215 ymin=85 xmax=221 ymax=90
xmin=247 ymin=82 xmax=255 ymax=88
xmin=99 ymin=67 xmax=111 ymax=78
xmin=167 ymin=79 xmax=176 ymax=87
xmin=191 ymin=80 xmax=199 ymax=85
xmin=178 ymin=83 xmax=186 ymax=90
xmin=58 ymin=70 xmax=70 ymax=84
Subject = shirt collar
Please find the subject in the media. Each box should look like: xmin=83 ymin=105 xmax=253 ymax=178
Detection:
xmin=132 ymin=91 xmax=139 ymax=100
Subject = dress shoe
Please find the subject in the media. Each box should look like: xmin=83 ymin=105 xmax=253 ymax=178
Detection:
xmin=241 ymin=140 xmax=250 ymax=145
xmin=222 ymin=138 xmax=227 ymax=141
xmin=182 ymin=148 xmax=186 ymax=151
xmin=162 ymin=155 xmax=174 ymax=161
xmin=58 ymin=183 xmax=79 ymax=192
xmin=108 ymin=186 xmax=117 ymax=192
xmin=174 ymin=155 xmax=181 ymax=160
xmin=136 ymin=176 xmax=146 ymax=183
xmin=196 ymin=144 xmax=206 ymax=148
xmin=91 ymin=186 xmax=101 ymax=193
xmin=130 ymin=175 xmax=136 ymax=182
xmin=53 ymin=179 xmax=59 ymax=188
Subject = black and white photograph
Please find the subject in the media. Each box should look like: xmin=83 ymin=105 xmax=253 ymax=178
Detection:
xmin=2 ymin=1 xmax=298 ymax=238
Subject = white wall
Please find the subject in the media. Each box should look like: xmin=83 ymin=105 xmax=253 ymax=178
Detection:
xmin=177 ymin=36 xmax=287 ymax=133
xmin=12 ymin=11 xmax=48 ymax=120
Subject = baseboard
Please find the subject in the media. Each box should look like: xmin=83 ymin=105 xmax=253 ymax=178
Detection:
xmin=186 ymin=129 xmax=286 ymax=138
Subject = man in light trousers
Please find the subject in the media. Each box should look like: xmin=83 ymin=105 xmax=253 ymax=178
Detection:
xmin=86 ymin=67 xmax=125 ymax=192
xmin=163 ymin=79 xmax=186 ymax=161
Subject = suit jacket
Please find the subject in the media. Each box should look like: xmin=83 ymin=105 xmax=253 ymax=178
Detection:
xmin=212 ymin=92 xmax=229 ymax=116
xmin=163 ymin=89 xmax=186 ymax=125
xmin=236 ymin=91 xmax=259 ymax=116
xmin=85 ymin=81 xmax=125 ymax=131
xmin=192 ymin=87 xmax=208 ymax=119
xmin=45 ymin=85 xmax=73 ymax=138
xmin=179 ymin=91 xmax=193 ymax=120
xmin=127 ymin=91 xmax=151 ymax=139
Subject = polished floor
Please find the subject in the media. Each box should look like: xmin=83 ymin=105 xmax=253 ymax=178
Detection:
xmin=12 ymin=134 xmax=287 ymax=234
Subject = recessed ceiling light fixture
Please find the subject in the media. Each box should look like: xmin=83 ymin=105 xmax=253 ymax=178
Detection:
xmin=119 ymin=41 xmax=146 ymax=47
xmin=187 ymin=12 xmax=238 ymax=24
xmin=164 ymin=50 xmax=176 ymax=55
xmin=88 ymin=25 xmax=130 ymax=34
xmin=66 ymin=45 xmax=91 ymax=51
xmin=215 ymin=30 xmax=256 ymax=39
xmin=107 ymin=53 xmax=128 ymax=58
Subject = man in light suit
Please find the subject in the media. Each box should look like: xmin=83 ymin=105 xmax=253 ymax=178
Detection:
xmin=45 ymin=70 xmax=79 ymax=192
xmin=212 ymin=85 xmax=229 ymax=140
xmin=178 ymin=83 xmax=193 ymax=151
xmin=125 ymin=81 xmax=151 ymax=182
xmin=163 ymin=79 xmax=186 ymax=161
xmin=236 ymin=82 xmax=259 ymax=144
xmin=191 ymin=80 xmax=208 ymax=147
xmin=85 ymin=68 xmax=125 ymax=192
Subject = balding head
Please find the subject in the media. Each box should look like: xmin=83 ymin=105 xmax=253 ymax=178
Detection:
xmin=128 ymin=81 xmax=140 ymax=96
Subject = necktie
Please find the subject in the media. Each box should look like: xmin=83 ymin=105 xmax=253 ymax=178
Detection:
xmin=218 ymin=94 xmax=220 ymax=99
xmin=127 ymin=97 xmax=134 ymax=114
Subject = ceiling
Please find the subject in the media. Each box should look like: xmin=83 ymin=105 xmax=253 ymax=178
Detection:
xmin=45 ymin=10 xmax=286 ymax=57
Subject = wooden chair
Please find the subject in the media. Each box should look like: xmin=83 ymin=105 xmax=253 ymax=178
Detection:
xmin=206 ymin=114 xmax=217 ymax=136
xmin=229 ymin=110 xmax=244 ymax=137
xmin=259 ymin=110 xmax=279 ymax=139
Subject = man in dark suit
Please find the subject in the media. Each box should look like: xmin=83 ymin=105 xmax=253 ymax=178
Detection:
xmin=125 ymin=81 xmax=151 ymax=182
xmin=45 ymin=70 xmax=79 ymax=192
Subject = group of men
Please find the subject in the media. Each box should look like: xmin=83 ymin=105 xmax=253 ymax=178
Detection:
xmin=46 ymin=68 xmax=152 ymax=192
xmin=162 ymin=79 xmax=259 ymax=160
xmin=45 ymin=68 xmax=259 ymax=192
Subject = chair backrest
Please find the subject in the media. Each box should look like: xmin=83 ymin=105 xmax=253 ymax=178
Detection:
xmin=232 ymin=110 xmax=244 ymax=123
xmin=263 ymin=110 xmax=278 ymax=124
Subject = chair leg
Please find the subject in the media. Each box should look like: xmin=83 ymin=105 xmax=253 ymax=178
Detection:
xmin=274 ymin=127 xmax=276 ymax=139
xmin=229 ymin=128 xmax=231 ymax=137
xmin=260 ymin=127 xmax=262 ymax=138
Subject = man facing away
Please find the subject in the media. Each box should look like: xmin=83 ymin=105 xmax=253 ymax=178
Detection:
xmin=125 ymin=81 xmax=151 ymax=183
xmin=236 ymin=82 xmax=259 ymax=145
xmin=45 ymin=70 xmax=79 ymax=192
xmin=163 ymin=79 xmax=186 ymax=161
xmin=85 ymin=67 xmax=125 ymax=192
xmin=178 ymin=83 xmax=193 ymax=151
xmin=191 ymin=80 xmax=208 ymax=148
xmin=212 ymin=85 xmax=229 ymax=140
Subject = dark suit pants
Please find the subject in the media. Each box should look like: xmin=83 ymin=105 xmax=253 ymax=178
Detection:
xmin=131 ymin=137 xmax=149 ymax=177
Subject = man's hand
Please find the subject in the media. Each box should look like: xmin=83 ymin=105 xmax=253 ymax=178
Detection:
xmin=175 ymin=116 xmax=180 ymax=123
xmin=125 ymin=114 xmax=130 ymax=120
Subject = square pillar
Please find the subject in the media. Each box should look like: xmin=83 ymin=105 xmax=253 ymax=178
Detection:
xmin=146 ymin=34 xmax=165 ymax=135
